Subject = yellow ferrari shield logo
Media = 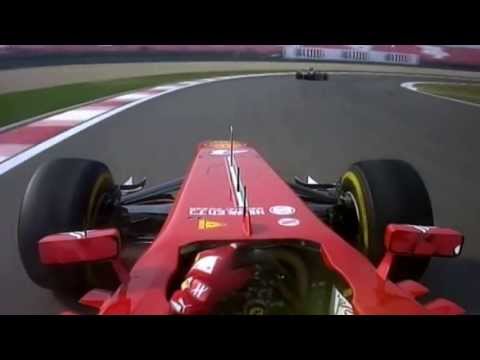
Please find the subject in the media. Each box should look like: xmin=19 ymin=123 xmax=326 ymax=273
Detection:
xmin=207 ymin=140 xmax=244 ymax=149
xmin=198 ymin=218 xmax=226 ymax=230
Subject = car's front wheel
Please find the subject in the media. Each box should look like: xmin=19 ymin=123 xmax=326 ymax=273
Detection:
xmin=338 ymin=159 xmax=434 ymax=281
xmin=18 ymin=158 xmax=119 ymax=295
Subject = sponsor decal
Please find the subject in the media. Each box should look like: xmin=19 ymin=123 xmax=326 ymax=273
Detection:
xmin=190 ymin=207 xmax=265 ymax=216
xmin=206 ymin=140 xmax=245 ymax=149
xmin=62 ymin=232 xmax=85 ymax=239
xmin=170 ymin=297 xmax=192 ymax=314
xmin=330 ymin=287 xmax=354 ymax=315
xmin=192 ymin=256 xmax=219 ymax=275
xmin=411 ymin=225 xmax=436 ymax=233
xmin=269 ymin=205 xmax=296 ymax=216
xmin=189 ymin=279 xmax=210 ymax=302
xmin=454 ymin=245 xmax=462 ymax=256
xmin=248 ymin=306 xmax=265 ymax=315
xmin=198 ymin=218 xmax=226 ymax=230
xmin=278 ymin=218 xmax=300 ymax=227
xmin=210 ymin=149 xmax=248 ymax=156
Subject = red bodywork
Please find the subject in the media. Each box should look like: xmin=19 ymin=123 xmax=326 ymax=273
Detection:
xmin=39 ymin=229 xmax=120 ymax=265
xmin=79 ymin=142 xmax=463 ymax=315
xmin=385 ymin=224 xmax=464 ymax=257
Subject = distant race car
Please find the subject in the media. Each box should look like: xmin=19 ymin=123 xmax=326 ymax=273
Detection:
xmin=18 ymin=133 xmax=465 ymax=315
xmin=296 ymin=67 xmax=329 ymax=81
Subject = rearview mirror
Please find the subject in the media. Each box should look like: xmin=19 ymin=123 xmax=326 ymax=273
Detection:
xmin=385 ymin=224 xmax=464 ymax=258
xmin=39 ymin=229 xmax=120 ymax=265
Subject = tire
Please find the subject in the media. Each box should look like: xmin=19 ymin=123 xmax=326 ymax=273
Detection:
xmin=323 ymin=73 xmax=329 ymax=81
xmin=339 ymin=159 xmax=434 ymax=281
xmin=18 ymin=158 xmax=116 ymax=295
xmin=296 ymin=72 xmax=302 ymax=80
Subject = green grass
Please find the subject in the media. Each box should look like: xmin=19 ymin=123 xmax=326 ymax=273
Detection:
xmin=416 ymin=83 xmax=480 ymax=104
xmin=0 ymin=70 xmax=292 ymax=128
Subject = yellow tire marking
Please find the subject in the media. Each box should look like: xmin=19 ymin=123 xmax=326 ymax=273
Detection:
xmin=85 ymin=172 xmax=114 ymax=286
xmin=342 ymin=171 xmax=369 ymax=252
xmin=86 ymin=173 xmax=112 ymax=228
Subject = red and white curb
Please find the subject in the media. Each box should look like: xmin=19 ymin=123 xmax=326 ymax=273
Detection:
xmin=401 ymin=81 xmax=480 ymax=108
xmin=0 ymin=73 xmax=291 ymax=175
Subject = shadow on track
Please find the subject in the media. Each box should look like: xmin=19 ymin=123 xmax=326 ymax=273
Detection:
xmin=424 ymin=257 xmax=480 ymax=314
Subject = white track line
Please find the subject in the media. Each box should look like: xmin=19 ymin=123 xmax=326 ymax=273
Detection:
xmin=401 ymin=81 xmax=480 ymax=108
xmin=0 ymin=73 xmax=289 ymax=176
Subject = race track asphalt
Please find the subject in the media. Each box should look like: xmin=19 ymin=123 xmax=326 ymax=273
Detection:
xmin=1 ymin=74 xmax=479 ymax=314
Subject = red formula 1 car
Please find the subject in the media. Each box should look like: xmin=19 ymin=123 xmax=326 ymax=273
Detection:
xmin=18 ymin=136 xmax=465 ymax=315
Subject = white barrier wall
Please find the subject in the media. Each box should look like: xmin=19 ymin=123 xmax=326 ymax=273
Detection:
xmin=283 ymin=46 xmax=420 ymax=66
